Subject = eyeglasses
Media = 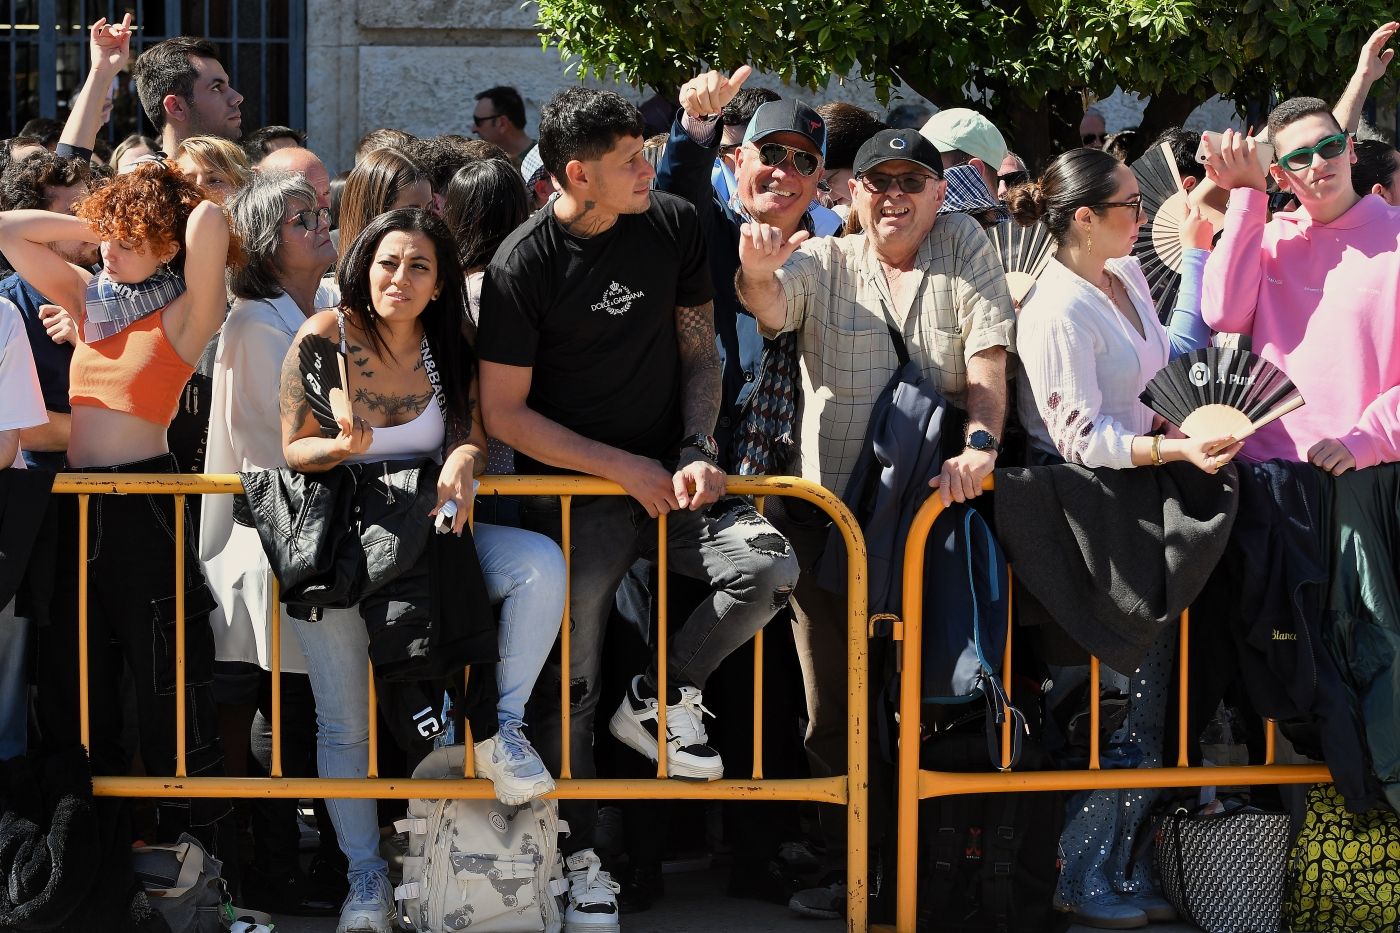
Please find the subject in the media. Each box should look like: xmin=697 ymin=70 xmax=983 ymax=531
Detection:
xmin=1093 ymin=195 xmax=1144 ymax=217
xmin=1082 ymin=133 xmax=1108 ymax=145
xmin=472 ymin=112 xmax=502 ymax=127
xmin=997 ymin=170 xmax=1029 ymax=188
xmin=1276 ymin=133 xmax=1349 ymax=172
xmin=284 ymin=207 xmax=331 ymax=232
xmin=755 ymin=142 xmax=820 ymax=177
xmin=857 ymin=172 xmax=939 ymax=194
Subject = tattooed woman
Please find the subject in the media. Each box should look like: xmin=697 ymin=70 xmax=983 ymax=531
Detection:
xmin=277 ymin=208 xmax=564 ymax=933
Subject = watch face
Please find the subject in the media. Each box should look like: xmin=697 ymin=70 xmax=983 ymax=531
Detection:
xmin=968 ymin=430 xmax=995 ymax=451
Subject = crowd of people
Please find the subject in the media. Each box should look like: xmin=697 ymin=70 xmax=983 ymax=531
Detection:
xmin=5 ymin=11 xmax=1400 ymax=933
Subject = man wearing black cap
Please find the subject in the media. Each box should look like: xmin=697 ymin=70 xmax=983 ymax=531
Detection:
xmin=738 ymin=126 xmax=1013 ymax=501
xmin=738 ymin=132 xmax=1014 ymax=915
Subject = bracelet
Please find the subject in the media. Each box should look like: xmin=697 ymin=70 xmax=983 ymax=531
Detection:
xmin=1150 ymin=434 xmax=1164 ymax=466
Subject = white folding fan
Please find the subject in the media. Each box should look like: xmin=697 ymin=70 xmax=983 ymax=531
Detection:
xmin=988 ymin=219 xmax=1054 ymax=306
xmin=1130 ymin=141 xmax=1190 ymax=323
xmin=1139 ymin=347 xmax=1305 ymax=439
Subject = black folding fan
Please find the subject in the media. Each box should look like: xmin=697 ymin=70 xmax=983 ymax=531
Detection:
xmin=1139 ymin=347 xmax=1304 ymax=439
xmin=1130 ymin=141 xmax=1189 ymax=323
xmin=298 ymin=333 xmax=351 ymax=436
xmin=988 ymin=219 xmax=1054 ymax=306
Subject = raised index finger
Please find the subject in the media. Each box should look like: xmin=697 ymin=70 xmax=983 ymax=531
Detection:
xmin=727 ymin=65 xmax=753 ymax=91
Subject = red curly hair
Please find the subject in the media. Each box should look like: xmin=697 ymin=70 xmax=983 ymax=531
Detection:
xmin=76 ymin=160 xmax=242 ymax=269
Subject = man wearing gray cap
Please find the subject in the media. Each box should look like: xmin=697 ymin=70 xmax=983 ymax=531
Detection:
xmin=735 ymin=126 xmax=1014 ymax=916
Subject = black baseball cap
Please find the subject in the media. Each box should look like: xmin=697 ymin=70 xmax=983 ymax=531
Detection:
xmin=852 ymin=128 xmax=943 ymax=178
xmin=743 ymin=99 xmax=827 ymax=159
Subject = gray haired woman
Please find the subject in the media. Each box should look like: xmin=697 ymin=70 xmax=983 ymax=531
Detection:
xmin=198 ymin=169 xmax=339 ymax=911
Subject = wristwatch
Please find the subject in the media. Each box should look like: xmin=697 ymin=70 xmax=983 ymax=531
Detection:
xmin=965 ymin=429 xmax=1001 ymax=454
xmin=680 ymin=433 xmax=720 ymax=463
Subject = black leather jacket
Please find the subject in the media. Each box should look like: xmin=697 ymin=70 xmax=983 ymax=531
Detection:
xmin=240 ymin=460 xmax=497 ymax=683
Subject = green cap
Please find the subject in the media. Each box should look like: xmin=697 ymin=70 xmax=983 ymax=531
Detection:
xmin=919 ymin=108 xmax=1007 ymax=169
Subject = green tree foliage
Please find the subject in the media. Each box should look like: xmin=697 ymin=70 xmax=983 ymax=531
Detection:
xmin=535 ymin=0 xmax=1396 ymax=168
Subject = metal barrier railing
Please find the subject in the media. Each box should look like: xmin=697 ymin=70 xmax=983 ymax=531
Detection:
xmin=888 ymin=480 xmax=1332 ymax=931
xmin=51 ymin=472 xmax=871 ymax=931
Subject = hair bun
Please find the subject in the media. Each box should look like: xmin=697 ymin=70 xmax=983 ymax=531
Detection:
xmin=1007 ymin=180 xmax=1047 ymax=226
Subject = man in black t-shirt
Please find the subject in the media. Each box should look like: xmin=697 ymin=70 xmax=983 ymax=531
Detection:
xmin=477 ymin=87 xmax=799 ymax=931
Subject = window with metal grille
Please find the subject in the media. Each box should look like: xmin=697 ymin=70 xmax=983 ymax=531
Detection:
xmin=2 ymin=1 xmax=305 ymax=147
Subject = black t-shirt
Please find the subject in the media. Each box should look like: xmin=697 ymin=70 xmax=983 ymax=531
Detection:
xmin=476 ymin=191 xmax=713 ymax=474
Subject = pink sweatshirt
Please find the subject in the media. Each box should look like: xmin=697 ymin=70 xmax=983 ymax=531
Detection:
xmin=1202 ymin=188 xmax=1400 ymax=468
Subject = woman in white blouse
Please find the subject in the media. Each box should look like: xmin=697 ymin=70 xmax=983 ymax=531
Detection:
xmin=1011 ymin=147 xmax=1238 ymax=472
xmin=1006 ymin=148 xmax=1240 ymax=930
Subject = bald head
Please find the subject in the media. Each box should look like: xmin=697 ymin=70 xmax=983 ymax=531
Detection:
xmin=259 ymin=145 xmax=330 ymax=208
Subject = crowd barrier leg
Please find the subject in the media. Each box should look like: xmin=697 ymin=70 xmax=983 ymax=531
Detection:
xmin=52 ymin=472 xmax=870 ymax=932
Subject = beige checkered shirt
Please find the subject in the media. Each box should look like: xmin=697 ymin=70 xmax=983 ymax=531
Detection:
xmin=772 ymin=212 xmax=1015 ymax=494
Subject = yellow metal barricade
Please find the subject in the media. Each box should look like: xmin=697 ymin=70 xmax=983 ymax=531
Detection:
xmin=887 ymin=480 xmax=1333 ymax=932
xmin=50 ymin=472 xmax=871 ymax=931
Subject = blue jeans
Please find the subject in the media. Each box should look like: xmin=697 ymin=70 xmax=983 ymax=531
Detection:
xmin=0 ymin=600 xmax=28 ymax=760
xmin=294 ymin=521 xmax=565 ymax=876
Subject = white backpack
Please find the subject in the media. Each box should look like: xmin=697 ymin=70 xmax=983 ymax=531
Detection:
xmin=394 ymin=746 xmax=568 ymax=932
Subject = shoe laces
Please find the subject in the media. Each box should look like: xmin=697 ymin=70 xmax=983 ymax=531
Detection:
xmin=568 ymin=852 xmax=621 ymax=904
xmin=667 ymin=687 xmax=715 ymax=747
xmin=347 ymin=869 xmax=389 ymax=905
xmin=495 ymin=719 xmax=547 ymax=775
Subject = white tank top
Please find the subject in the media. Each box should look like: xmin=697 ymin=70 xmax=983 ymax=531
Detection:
xmin=343 ymin=402 xmax=444 ymax=464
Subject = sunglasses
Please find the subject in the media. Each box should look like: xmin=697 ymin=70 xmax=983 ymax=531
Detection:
xmin=285 ymin=207 xmax=331 ymax=232
xmin=755 ymin=142 xmax=820 ymax=177
xmin=997 ymin=170 xmax=1029 ymax=188
xmin=1082 ymin=133 xmax=1108 ymax=145
xmin=1276 ymin=132 xmax=1349 ymax=172
xmin=858 ymin=172 xmax=939 ymax=194
xmin=472 ymin=112 xmax=502 ymax=127
xmin=1093 ymin=195 xmax=1145 ymax=217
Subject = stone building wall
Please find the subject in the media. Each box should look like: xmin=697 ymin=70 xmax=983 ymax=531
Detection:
xmin=304 ymin=1 xmax=1265 ymax=174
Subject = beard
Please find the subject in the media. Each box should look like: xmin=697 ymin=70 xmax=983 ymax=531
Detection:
xmin=53 ymin=241 xmax=100 ymax=268
xmin=187 ymin=103 xmax=241 ymax=141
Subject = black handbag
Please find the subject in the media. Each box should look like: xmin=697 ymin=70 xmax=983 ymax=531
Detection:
xmin=1156 ymin=800 xmax=1290 ymax=933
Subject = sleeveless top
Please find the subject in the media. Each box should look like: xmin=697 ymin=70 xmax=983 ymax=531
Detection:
xmin=69 ymin=310 xmax=194 ymax=426
xmin=338 ymin=310 xmax=447 ymax=464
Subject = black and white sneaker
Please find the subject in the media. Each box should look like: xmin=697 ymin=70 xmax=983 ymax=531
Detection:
xmin=608 ymin=675 xmax=724 ymax=781
xmin=564 ymin=848 xmax=621 ymax=933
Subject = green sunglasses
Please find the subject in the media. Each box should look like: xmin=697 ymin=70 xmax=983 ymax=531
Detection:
xmin=1276 ymin=133 xmax=1349 ymax=172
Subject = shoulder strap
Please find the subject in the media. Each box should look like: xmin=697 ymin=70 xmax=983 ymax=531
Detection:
xmin=417 ymin=334 xmax=447 ymax=418
xmin=874 ymin=295 xmax=910 ymax=367
xmin=335 ymin=308 xmax=348 ymax=352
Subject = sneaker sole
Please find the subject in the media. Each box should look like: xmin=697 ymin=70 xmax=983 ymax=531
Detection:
xmin=563 ymin=920 xmax=620 ymax=933
xmin=787 ymin=899 xmax=842 ymax=920
xmin=475 ymin=760 xmax=557 ymax=807
xmin=608 ymin=704 xmax=724 ymax=781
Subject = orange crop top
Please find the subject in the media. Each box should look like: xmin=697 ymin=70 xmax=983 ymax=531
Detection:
xmin=69 ymin=312 xmax=194 ymax=426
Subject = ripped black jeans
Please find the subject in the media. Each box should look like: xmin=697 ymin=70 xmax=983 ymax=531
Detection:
xmin=523 ymin=493 xmax=799 ymax=852
xmin=38 ymin=453 xmax=229 ymax=841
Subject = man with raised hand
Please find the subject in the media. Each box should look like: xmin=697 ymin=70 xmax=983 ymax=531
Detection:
xmin=1202 ymin=98 xmax=1400 ymax=473
xmin=477 ymin=86 xmax=798 ymax=933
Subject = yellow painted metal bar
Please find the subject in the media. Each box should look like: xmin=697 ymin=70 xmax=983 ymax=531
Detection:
xmin=92 ymin=774 xmax=850 ymax=802
xmin=560 ymin=495 xmax=572 ymax=780
xmin=1001 ymin=573 xmax=1014 ymax=770
xmin=918 ymin=763 xmax=1331 ymax=798
xmin=367 ymin=660 xmax=378 ymax=778
xmin=78 ymin=494 xmax=90 ymax=750
xmin=753 ymin=496 xmax=766 ymax=780
xmin=462 ymin=666 xmax=475 ymax=775
xmin=1088 ymin=656 xmax=1101 ymax=771
xmin=1177 ymin=609 xmax=1190 ymax=768
xmin=175 ymin=493 xmax=187 ymax=778
xmin=1266 ymin=718 xmax=1277 ymax=765
xmin=270 ymin=578 xmax=282 ymax=778
xmin=656 ymin=512 xmax=669 ymax=780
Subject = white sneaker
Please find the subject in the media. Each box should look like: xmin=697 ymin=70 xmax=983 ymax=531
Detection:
xmin=336 ymin=869 xmax=393 ymax=933
xmin=474 ymin=718 xmax=556 ymax=806
xmin=609 ymin=675 xmax=724 ymax=781
xmin=563 ymin=848 xmax=621 ymax=933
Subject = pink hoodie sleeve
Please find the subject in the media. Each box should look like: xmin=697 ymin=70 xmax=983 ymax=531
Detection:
xmin=1341 ymin=389 xmax=1400 ymax=469
xmin=1201 ymin=187 xmax=1269 ymax=334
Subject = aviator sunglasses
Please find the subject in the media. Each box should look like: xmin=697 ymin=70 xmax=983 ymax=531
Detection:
xmin=285 ymin=207 xmax=331 ymax=232
xmin=1276 ymin=132 xmax=1349 ymax=172
xmin=755 ymin=142 xmax=820 ymax=177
